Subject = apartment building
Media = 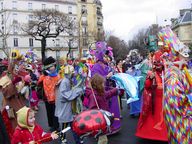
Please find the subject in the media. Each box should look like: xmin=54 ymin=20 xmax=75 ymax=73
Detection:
xmin=0 ymin=0 xmax=104 ymax=59
xmin=77 ymin=0 xmax=104 ymax=57
xmin=171 ymin=8 xmax=192 ymax=45
xmin=0 ymin=0 xmax=76 ymax=58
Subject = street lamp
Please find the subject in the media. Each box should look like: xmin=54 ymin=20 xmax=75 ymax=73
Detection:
xmin=78 ymin=10 xmax=85 ymax=59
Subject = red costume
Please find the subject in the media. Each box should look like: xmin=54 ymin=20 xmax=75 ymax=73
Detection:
xmin=12 ymin=124 xmax=51 ymax=144
xmin=135 ymin=51 xmax=168 ymax=141
xmin=11 ymin=106 xmax=52 ymax=144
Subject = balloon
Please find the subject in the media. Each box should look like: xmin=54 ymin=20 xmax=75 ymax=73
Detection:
xmin=72 ymin=109 xmax=113 ymax=138
xmin=111 ymin=73 xmax=141 ymax=104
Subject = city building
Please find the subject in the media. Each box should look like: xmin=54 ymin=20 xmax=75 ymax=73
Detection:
xmin=77 ymin=0 xmax=104 ymax=58
xmin=171 ymin=7 xmax=192 ymax=45
xmin=0 ymin=0 xmax=104 ymax=59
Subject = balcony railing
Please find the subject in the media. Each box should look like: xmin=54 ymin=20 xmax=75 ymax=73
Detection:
xmin=97 ymin=21 xmax=103 ymax=26
xmin=97 ymin=11 xmax=103 ymax=17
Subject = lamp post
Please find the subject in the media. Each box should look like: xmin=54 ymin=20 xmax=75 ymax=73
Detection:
xmin=78 ymin=10 xmax=85 ymax=59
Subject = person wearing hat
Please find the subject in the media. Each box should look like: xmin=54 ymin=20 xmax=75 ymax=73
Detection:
xmin=135 ymin=49 xmax=168 ymax=141
xmin=55 ymin=64 xmax=84 ymax=144
xmin=91 ymin=41 xmax=121 ymax=134
xmin=163 ymin=43 xmax=191 ymax=143
xmin=38 ymin=56 xmax=61 ymax=132
xmin=11 ymin=106 xmax=58 ymax=144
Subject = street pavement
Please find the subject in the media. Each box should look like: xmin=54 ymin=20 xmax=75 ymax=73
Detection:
xmin=36 ymin=100 xmax=168 ymax=144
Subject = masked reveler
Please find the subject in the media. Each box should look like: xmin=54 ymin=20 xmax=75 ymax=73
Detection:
xmin=159 ymin=27 xmax=192 ymax=144
xmin=135 ymin=46 xmax=168 ymax=141
xmin=90 ymin=42 xmax=121 ymax=134
xmin=0 ymin=50 xmax=27 ymax=138
xmin=38 ymin=56 xmax=61 ymax=132
xmin=55 ymin=64 xmax=84 ymax=144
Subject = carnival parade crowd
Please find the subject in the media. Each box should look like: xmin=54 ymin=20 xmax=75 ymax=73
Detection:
xmin=0 ymin=27 xmax=191 ymax=144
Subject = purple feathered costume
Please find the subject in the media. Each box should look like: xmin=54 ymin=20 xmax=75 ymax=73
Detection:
xmin=91 ymin=41 xmax=121 ymax=134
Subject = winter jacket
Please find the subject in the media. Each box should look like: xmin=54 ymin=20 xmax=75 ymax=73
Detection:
xmin=55 ymin=77 xmax=84 ymax=123
xmin=85 ymin=87 xmax=118 ymax=111
xmin=11 ymin=124 xmax=51 ymax=144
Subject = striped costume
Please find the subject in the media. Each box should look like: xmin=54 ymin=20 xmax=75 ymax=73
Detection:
xmin=164 ymin=66 xmax=192 ymax=144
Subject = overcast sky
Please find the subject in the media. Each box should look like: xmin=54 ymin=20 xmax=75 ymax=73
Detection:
xmin=100 ymin=0 xmax=192 ymax=41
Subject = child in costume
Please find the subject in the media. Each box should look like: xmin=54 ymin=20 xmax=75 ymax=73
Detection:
xmin=55 ymin=65 xmax=84 ymax=144
xmin=38 ymin=57 xmax=61 ymax=131
xmin=85 ymin=73 xmax=118 ymax=111
xmin=91 ymin=42 xmax=121 ymax=134
xmin=85 ymin=74 xmax=118 ymax=144
xmin=21 ymin=75 xmax=39 ymax=110
xmin=11 ymin=106 xmax=58 ymax=144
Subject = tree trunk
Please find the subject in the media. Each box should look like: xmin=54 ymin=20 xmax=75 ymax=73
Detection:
xmin=41 ymin=38 xmax=46 ymax=62
xmin=66 ymin=41 xmax=71 ymax=58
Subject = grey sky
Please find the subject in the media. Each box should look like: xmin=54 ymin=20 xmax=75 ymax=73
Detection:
xmin=101 ymin=0 xmax=191 ymax=41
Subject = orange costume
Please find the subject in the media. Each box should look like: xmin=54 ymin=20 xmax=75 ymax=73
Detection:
xmin=38 ymin=75 xmax=61 ymax=103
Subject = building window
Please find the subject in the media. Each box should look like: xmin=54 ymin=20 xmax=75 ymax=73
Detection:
xmin=1 ymin=14 xmax=4 ymax=24
xmin=1 ymin=2 xmax=3 ymax=10
xmin=28 ymin=3 xmax=32 ymax=10
xmin=28 ymin=15 xmax=33 ymax=21
xmin=29 ymin=38 xmax=33 ymax=47
xmin=42 ymin=4 xmax=46 ymax=10
xmin=55 ymin=5 xmax=59 ymax=11
xmin=82 ymin=27 xmax=87 ymax=34
xmin=81 ymin=5 xmax=87 ymax=14
xmin=12 ymin=1 xmax=17 ymax=10
xmin=13 ymin=13 xmax=18 ymax=23
xmin=56 ymin=39 xmax=60 ymax=47
xmin=13 ymin=25 xmax=17 ymax=34
xmin=175 ymin=30 xmax=179 ymax=37
xmin=14 ymin=38 xmax=18 ymax=47
xmin=83 ymin=38 xmax=87 ymax=46
xmin=68 ymin=6 xmax=72 ymax=14
xmin=81 ymin=0 xmax=87 ymax=2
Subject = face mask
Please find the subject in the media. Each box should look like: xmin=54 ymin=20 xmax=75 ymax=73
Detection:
xmin=46 ymin=70 xmax=58 ymax=77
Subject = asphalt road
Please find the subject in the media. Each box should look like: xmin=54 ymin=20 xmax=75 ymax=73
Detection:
xmin=35 ymin=100 xmax=168 ymax=144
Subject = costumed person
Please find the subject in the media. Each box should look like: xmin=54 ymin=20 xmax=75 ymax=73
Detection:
xmin=86 ymin=73 xmax=118 ymax=111
xmin=159 ymin=27 xmax=192 ymax=143
xmin=55 ymin=65 xmax=84 ymax=144
xmin=85 ymin=74 xmax=118 ymax=144
xmin=91 ymin=41 xmax=121 ymax=134
xmin=20 ymin=75 xmax=30 ymax=107
xmin=125 ymin=50 xmax=143 ymax=116
xmin=135 ymin=50 xmax=168 ymax=141
xmin=25 ymin=64 xmax=39 ymax=110
xmin=115 ymin=59 xmax=125 ymax=117
xmin=11 ymin=106 xmax=58 ymax=144
xmin=0 ymin=72 xmax=25 ymax=131
xmin=21 ymin=74 xmax=39 ymax=110
xmin=38 ymin=56 xmax=60 ymax=131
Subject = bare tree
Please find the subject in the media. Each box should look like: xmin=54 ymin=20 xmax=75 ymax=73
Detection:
xmin=22 ymin=9 xmax=70 ymax=61
xmin=107 ymin=35 xmax=129 ymax=60
xmin=65 ymin=18 xmax=78 ymax=59
xmin=0 ymin=10 xmax=15 ymax=57
xmin=127 ymin=24 xmax=162 ymax=58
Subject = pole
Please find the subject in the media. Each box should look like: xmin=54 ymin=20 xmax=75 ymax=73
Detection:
xmin=79 ymin=10 xmax=85 ymax=59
